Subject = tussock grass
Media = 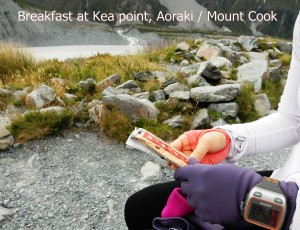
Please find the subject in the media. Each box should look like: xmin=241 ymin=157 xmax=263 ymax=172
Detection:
xmin=99 ymin=105 xmax=189 ymax=142
xmin=0 ymin=43 xmax=35 ymax=84
xmin=236 ymin=84 xmax=261 ymax=122
xmin=9 ymin=110 xmax=72 ymax=143
xmin=278 ymin=54 xmax=292 ymax=66
xmin=261 ymin=81 xmax=284 ymax=109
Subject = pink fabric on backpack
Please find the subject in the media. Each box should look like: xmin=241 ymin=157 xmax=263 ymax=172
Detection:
xmin=161 ymin=188 xmax=194 ymax=218
xmin=185 ymin=129 xmax=231 ymax=165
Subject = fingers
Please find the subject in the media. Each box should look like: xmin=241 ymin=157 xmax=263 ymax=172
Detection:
xmin=190 ymin=138 xmax=210 ymax=162
xmin=167 ymin=162 xmax=178 ymax=171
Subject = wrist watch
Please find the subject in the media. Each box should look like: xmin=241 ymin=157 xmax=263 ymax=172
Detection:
xmin=243 ymin=177 xmax=287 ymax=230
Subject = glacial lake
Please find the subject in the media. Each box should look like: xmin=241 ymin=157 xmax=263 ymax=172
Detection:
xmin=24 ymin=45 xmax=143 ymax=61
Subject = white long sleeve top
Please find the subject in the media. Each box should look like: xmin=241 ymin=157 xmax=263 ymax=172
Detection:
xmin=221 ymin=13 xmax=300 ymax=229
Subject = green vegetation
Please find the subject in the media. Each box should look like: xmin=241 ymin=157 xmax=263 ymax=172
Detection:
xmin=9 ymin=110 xmax=72 ymax=143
xmin=99 ymin=106 xmax=189 ymax=142
xmin=0 ymin=43 xmax=35 ymax=85
xmin=261 ymin=81 xmax=284 ymax=109
xmin=278 ymin=54 xmax=292 ymax=66
xmin=236 ymin=84 xmax=261 ymax=122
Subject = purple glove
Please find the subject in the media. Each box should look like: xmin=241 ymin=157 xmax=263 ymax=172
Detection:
xmin=174 ymin=158 xmax=263 ymax=226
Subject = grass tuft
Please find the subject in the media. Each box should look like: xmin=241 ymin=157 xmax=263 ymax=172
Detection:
xmin=0 ymin=43 xmax=35 ymax=84
xmin=9 ymin=110 xmax=72 ymax=143
xmin=236 ymin=84 xmax=261 ymax=122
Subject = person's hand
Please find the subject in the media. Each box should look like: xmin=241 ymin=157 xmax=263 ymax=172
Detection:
xmin=169 ymin=129 xmax=230 ymax=170
xmin=174 ymin=158 xmax=263 ymax=226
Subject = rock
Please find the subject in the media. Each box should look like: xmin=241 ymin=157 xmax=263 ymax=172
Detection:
xmin=210 ymin=119 xmax=228 ymax=127
xmin=79 ymin=78 xmax=96 ymax=92
xmin=153 ymin=71 xmax=168 ymax=84
xmin=237 ymin=60 xmax=269 ymax=92
xmin=132 ymin=92 xmax=150 ymax=100
xmin=200 ymin=63 xmax=223 ymax=83
xmin=13 ymin=90 xmax=28 ymax=104
xmin=0 ymin=126 xmax=10 ymax=139
xmin=88 ymin=103 xmax=104 ymax=123
xmin=164 ymin=83 xmax=189 ymax=96
xmin=180 ymin=60 xmax=189 ymax=66
xmin=102 ymin=94 xmax=159 ymax=123
xmin=163 ymin=115 xmax=183 ymax=128
xmin=176 ymin=42 xmax=190 ymax=52
xmin=268 ymin=49 xmax=279 ymax=59
xmin=277 ymin=42 xmax=292 ymax=54
xmin=187 ymin=75 xmax=209 ymax=87
xmin=254 ymin=94 xmax=271 ymax=116
xmin=26 ymin=84 xmax=57 ymax=109
xmin=191 ymin=84 xmax=241 ymax=103
xmin=102 ymin=86 xmax=128 ymax=97
xmin=208 ymin=102 xmax=239 ymax=118
xmin=248 ymin=51 xmax=269 ymax=61
xmin=0 ymin=88 xmax=11 ymax=97
xmin=38 ymin=106 xmax=65 ymax=114
xmin=116 ymin=80 xmax=141 ymax=93
xmin=209 ymin=57 xmax=232 ymax=69
xmin=64 ymin=93 xmax=77 ymax=103
xmin=227 ymin=52 xmax=249 ymax=65
xmin=141 ymin=161 xmax=162 ymax=183
xmin=0 ymin=116 xmax=10 ymax=128
xmin=0 ymin=206 xmax=13 ymax=222
xmin=163 ymin=77 xmax=178 ymax=88
xmin=55 ymin=96 xmax=65 ymax=107
xmin=134 ymin=71 xmax=154 ymax=82
xmin=238 ymin=35 xmax=258 ymax=51
xmin=181 ymin=63 xmax=201 ymax=75
xmin=153 ymin=90 xmax=165 ymax=101
xmin=269 ymin=67 xmax=281 ymax=83
xmin=191 ymin=109 xmax=209 ymax=129
xmin=169 ymin=91 xmax=190 ymax=102
xmin=0 ymin=126 xmax=14 ymax=150
xmin=196 ymin=43 xmax=222 ymax=60
xmin=87 ymin=99 xmax=101 ymax=110
xmin=270 ymin=59 xmax=282 ymax=68
xmin=97 ymin=74 xmax=121 ymax=89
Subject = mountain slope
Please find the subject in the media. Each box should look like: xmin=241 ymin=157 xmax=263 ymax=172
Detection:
xmin=196 ymin=0 xmax=299 ymax=38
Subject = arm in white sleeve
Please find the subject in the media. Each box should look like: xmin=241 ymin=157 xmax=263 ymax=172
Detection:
xmin=221 ymin=13 xmax=300 ymax=161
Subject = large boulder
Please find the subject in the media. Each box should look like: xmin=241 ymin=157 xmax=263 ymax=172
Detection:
xmin=200 ymin=63 xmax=223 ymax=84
xmin=163 ymin=115 xmax=183 ymax=128
xmin=26 ymin=85 xmax=57 ymax=109
xmin=191 ymin=109 xmax=209 ymax=129
xmin=208 ymin=102 xmax=239 ymax=118
xmin=116 ymin=80 xmax=141 ymax=93
xmin=254 ymin=94 xmax=271 ymax=116
xmin=102 ymin=94 xmax=159 ymax=123
xmin=238 ymin=36 xmax=258 ymax=51
xmin=164 ymin=83 xmax=189 ymax=96
xmin=97 ymin=74 xmax=121 ymax=89
xmin=196 ymin=43 xmax=222 ymax=60
xmin=237 ymin=60 xmax=269 ymax=92
xmin=181 ymin=63 xmax=201 ymax=75
xmin=191 ymin=84 xmax=241 ymax=103
xmin=102 ymin=86 xmax=129 ymax=97
xmin=134 ymin=71 xmax=154 ymax=82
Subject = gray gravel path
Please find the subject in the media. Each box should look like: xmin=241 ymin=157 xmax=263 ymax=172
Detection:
xmin=0 ymin=131 xmax=292 ymax=230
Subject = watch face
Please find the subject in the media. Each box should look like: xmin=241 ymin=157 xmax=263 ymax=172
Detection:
xmin=248 ymin=202 xmax=279 ymax=227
